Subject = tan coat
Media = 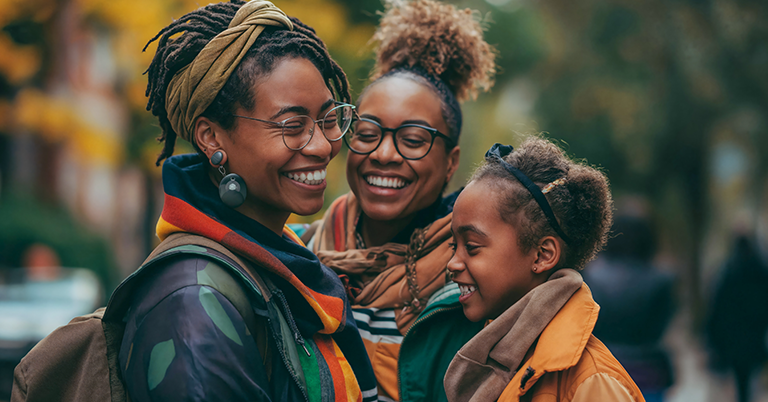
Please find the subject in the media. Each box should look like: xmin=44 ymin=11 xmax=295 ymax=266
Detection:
xmin=499 ymin=285 xmax=645 ymax=402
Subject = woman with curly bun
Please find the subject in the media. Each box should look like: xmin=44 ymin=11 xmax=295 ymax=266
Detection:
xmin=444 ymin=138 xmax=644 ymax=402
xmin=307 ymin=1 xmax=496 ymax=401
xmin=117 ymin=1 xmax=376 ymax=400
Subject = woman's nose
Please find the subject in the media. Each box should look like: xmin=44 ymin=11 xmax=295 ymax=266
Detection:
xmin=301 ymin=121 xmax=333 ymax=159
xmin=369 ymin=132 xmax=403 ymax=165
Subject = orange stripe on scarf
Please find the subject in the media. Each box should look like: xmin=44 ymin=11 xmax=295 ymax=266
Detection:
xmin=334 ymin=340 xmax=363 ymax=402
xmin=223 ymin=232 xmax=343 ymax=333
xmin=315 ymin=335 xmax=362 ymax=402
xmin=283 ymin=225 xmax=305 ymax=247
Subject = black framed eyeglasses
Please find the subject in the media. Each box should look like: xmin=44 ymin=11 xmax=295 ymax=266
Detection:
xmin=345 ymin=118 xmax=453 ymax=160
xmin=232 ymin=103 xmax=356 ymax=151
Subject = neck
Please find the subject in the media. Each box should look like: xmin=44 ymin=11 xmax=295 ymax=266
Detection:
xmin=359 ymin=213 xmax=415 ymax=247
xmin=236 ymin=204 xmax=289 ymax=236
xmin=208 ymin=169 xmax=288 ymax=236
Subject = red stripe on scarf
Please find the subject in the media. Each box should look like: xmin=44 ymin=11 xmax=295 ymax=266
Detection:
xmin=316 ymin=336 xmax=349 ymax=402
xmin=161 ymin=195 xmax=231 ymax=241
xmin=330 ymin=195 xmax=347 ymax=252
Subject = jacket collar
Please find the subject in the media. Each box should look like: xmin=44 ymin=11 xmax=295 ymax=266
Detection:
xmin=443 ymin=269 xmax=584 ymax=402
xmin=511 ymin=283 xmax=600 ymax=396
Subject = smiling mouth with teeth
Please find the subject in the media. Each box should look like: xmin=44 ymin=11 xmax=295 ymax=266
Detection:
xmin=458 ymin=284 xmax=477 ymax=297
xmin=365 ymin=175 xmax=408 ymax=189
xmin=284 ymin=169 xmax=327 ymax=185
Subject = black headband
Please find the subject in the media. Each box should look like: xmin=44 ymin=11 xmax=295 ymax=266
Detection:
xmin=484 ymin=143 xmax=572 ymax=245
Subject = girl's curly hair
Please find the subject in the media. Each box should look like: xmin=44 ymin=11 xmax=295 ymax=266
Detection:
xmin=472 ymin=137 xmax=614 ymax=270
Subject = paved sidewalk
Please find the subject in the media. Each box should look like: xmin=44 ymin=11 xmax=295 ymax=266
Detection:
xmin=665 ymin=313 xmax=768 ymax=402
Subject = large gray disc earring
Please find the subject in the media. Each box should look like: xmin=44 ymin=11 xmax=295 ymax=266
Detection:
xmin=218 ymin=166 xmax=247 ymax=208
xmin=210 ymin=151 xmax=247 ymax=208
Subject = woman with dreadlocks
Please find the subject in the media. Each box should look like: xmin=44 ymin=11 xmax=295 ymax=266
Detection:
xmin=117 ymin=1 xmax=376 ymax=400
xmin=307 ymin=1 xmax=496 ymax=401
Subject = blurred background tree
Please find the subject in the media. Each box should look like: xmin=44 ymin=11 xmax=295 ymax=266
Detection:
xmin=0 ymin=0 xmax=766 ymax=324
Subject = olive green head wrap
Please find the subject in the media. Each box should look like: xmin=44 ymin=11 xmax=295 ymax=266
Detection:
xmin=165 ymin=0 xmax=294 ymax=143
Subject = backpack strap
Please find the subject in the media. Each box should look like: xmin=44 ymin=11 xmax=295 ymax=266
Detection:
xmin=142 ymin=233 xmax=272 ymax=297
xmin=157 ymin=233 xmax=273 ymax=370
xmin=103 ymin=233 xmax=278 ymax=401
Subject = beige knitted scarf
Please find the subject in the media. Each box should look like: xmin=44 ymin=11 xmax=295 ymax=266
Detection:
xmin=312 ymin=193 xmax=455 ymax=334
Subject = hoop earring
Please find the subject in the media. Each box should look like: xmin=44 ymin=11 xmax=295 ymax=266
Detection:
xmin=210 ymin=151 xmax=247 ymax=208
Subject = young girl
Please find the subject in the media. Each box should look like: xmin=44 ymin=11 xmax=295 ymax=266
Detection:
xmin=443 ymin=139 xmax=645 ymax=402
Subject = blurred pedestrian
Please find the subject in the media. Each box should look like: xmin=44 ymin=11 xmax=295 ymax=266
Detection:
xmin=706 ymin=234 xmax=768 ymax=402
xmin=21 ymin=243 xmax=61 ymax=281
xmin=582 ymin=213 xmax=676 ymax=402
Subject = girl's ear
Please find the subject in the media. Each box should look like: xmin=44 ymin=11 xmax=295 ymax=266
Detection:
xmin=532 ymin=236 xmax=562 ymax=274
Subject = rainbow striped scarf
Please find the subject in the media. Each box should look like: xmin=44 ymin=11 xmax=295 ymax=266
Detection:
xmin=156 ymin=154 xmax=376 ymax=402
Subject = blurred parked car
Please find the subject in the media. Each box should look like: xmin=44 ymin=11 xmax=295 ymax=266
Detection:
xmin=0 ymin=267 xmax=102 ymax=398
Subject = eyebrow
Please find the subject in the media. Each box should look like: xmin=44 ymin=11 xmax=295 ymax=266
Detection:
xmin=360 ymin=114 xmax=381 ymax=123
xmin=456 ymin=224 xmax=488 ymax=238
xmin=358 ymin=115 xmax=434 ymax=128
xmin=270 ymin=99 xmax=336 ymax=121
xmin=270 ymin=106 xmax=309 ymax=120
xmin=319 ymin=99 xmax=336 ymax=115
xmin=401 ymin=119 xmax=433 ymax=128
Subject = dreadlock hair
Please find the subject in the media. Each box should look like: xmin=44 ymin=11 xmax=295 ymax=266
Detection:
xmin=144 ymin=0 xmax=350 ymax=165
xmin=471 ymin=137 xmax=614 ymax=271
xmin=359 ymin=0 xmax=496 ymax=146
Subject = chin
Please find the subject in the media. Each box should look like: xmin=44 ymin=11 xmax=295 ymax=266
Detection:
xmin=358 ymin=200 xmax=407 ymax=221
xmin=461 ymin=306 xmax=485 ymax=323
xmin=290 ymin=200 xmax=324 ymax=216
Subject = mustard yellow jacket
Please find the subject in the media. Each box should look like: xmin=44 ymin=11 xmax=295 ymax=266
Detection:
xmin=499 ymin=284 xmax=645 ymax=402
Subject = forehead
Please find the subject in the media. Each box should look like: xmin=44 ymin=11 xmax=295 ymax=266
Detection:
xmin=358 ymin=76 xmax=446 ymax=129
xmin=251 ymin=57 xmax=333 ymax=112
xmin=454 ymin=181 xmax=502 ymax=228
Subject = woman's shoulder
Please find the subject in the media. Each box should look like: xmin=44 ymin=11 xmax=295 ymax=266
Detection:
xmin=118 ymin=255 xmax=272 ymax=401
xmin=123 ymin=254 xmax=245 ymax=321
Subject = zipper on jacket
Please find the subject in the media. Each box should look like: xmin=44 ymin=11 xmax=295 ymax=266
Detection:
xmin=264 ymin=315 xmax=310 ymax=402
xmin=215 ymin=258 xmax=311 ymax=402
xmin=398 ymin=305 xmax=462 ymax=400
xmin=273 ymin=290 xmax=312 ymax=356
xmin=264 ymin=291 xmax=310 ymax=402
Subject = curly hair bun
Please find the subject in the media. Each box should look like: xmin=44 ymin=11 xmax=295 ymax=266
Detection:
xmin=471 ymin=137 xmax=614 ymax=270
xmin=371 ymin=0 xmax=496 ymax=102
